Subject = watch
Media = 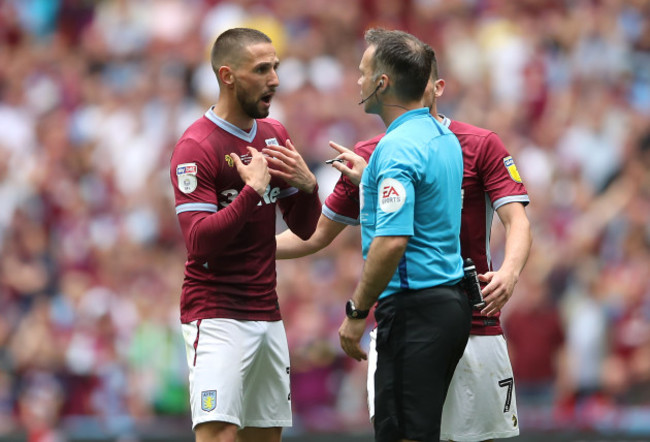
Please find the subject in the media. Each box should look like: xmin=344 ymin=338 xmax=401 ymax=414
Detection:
xmin=345 ymin=299 xmax=369 ymax=319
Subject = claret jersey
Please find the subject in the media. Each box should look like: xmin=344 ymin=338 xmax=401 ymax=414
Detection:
xmin=322 ymin=134 xmax=384 ymax=226
xmin=170 ymin=108 xmax=321 ymax=323
xmin=323 ymin=116 xmax=529 ymax=334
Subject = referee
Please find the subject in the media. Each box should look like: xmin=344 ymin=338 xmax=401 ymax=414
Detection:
xmin=338 ymin=29 xmax=471 ymax=442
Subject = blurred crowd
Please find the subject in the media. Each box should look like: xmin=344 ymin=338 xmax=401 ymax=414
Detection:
xmin=0 ymin=0 xmax=649 ymax=440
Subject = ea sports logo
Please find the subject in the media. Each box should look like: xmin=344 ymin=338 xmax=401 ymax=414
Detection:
xmin=382 ymin=186 xmax=399 ymax=198
xmin=379 ymin=178 xmax=406 ymax=213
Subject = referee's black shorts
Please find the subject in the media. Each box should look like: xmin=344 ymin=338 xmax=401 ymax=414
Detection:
xmin=373 ymin=284 xmax=471 ymax=442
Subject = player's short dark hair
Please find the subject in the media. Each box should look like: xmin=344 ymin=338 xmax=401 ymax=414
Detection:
xmin=425 ymin=44 xmax=439 ymax=80
xmin=210 ymin=28 xmax=272 ymax=77
xmin=364 ymin=28 xmax=432 ymax=102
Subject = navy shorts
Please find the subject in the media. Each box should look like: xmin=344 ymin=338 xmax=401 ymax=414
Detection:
xmin=373 ymin=285 xmax=471 ymax=442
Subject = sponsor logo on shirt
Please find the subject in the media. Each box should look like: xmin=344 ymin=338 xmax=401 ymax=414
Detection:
xmin=265 ymin=137 xmax=279 ymax=146
xmin=176 ymin=162 xmax=198 ymax=194
xmin=176 ymin=164 xmax=197 ymax=175
xmin=379 ymin=178 xmax=406 ymax=213
xmin=219 ymin=185 xmax=281 ymax=208
xmin=503 ymin=156 xmax=522 ymax=183
xmin=259 ymin=185 xmax=281 ymax=206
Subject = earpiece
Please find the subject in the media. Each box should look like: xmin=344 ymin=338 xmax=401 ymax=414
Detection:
xmin=358 ymin=78 xmax=385 ymax=105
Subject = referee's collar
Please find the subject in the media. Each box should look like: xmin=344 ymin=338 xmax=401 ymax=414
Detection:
xmin=386 ymin=107 xmax=430 ymax=134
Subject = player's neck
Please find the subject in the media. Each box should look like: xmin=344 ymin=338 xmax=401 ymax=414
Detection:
xmin=380 ymin=99 xmax=423 ymax=127
xmin=212 ymin=101 xmax=255 ymax=131
xmin=430 ymin=105 xmax=443 ymax=123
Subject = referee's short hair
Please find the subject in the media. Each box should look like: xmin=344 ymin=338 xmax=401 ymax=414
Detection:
xmin=364 ymin=28 xmax=433 ymax=103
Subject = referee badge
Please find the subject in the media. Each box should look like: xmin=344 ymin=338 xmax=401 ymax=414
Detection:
xmin=503 ymin=156 xmax=522 ymax=183
xmin=201 ymin=390 xmax=217 ymax=412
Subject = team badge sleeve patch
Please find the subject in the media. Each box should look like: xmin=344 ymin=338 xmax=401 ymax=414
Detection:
xmin=201 ymin=390 xmax=217 ymax=412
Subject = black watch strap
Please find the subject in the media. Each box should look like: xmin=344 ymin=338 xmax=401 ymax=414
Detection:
xmin=346 ymin=299 xmax=369 ymax=319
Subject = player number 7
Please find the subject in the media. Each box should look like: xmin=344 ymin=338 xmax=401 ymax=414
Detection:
xmin=498 ymin=377 xmax=514 ymax=413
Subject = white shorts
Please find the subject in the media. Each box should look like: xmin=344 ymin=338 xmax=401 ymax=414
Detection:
xmin=367 ymin=328 xmax=378 ymax=421
xmin=182 ymin=318 xmax=292 ymax=430
xmin=367 ymin=331 xmax=519 ymax=441
xmin=440 ymin=334 xmax=519 ymax=441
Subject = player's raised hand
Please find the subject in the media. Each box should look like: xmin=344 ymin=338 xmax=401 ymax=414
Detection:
xmin=328 ymin=141 xmax=367 ymax=186
xmin=231 ymin=146 xmax=270 ymax=197
xmin=262 ymin=139 xmax=317 ymax=193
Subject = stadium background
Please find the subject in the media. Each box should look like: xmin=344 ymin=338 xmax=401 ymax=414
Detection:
xmin=0 ymin=0 xmax=649 ymax=440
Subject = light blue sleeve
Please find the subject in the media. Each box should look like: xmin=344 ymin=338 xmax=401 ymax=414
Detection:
xmin=372 ymin=142 xmax=417 ymax=237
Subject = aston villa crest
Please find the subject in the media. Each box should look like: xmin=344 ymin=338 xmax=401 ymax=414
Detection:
xmin=201 ymin=390 xmax=216 ymax=412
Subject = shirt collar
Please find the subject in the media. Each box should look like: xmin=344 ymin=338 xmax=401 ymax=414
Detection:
xmin=386 ymin=107 xmax=430 ymax=134
xmin=438 ymin=114 xmax=451 ymax=128
xmin=204 ymin=106 xmax=258 ymax=143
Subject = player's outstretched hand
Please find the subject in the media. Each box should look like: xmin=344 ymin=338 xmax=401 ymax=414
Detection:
xmin=262 ymin=139 xmax=316 ymax=193
xmin=231 ymin=147 xmax=270 ymax=197
xmin=338 ymin=317 xmax=367 ymax=362
xmin=328 ymin=141 xmax=367 ymax=186
xmin=479 ymin=270 xmax=517 ymax=317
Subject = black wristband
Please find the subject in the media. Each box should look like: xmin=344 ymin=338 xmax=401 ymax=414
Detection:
xmin=345 ymin=299 xmax=369 ymax=319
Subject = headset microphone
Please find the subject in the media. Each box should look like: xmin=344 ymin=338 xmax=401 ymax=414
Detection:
xmin=358 ymin=80 xmax=384 ymax=105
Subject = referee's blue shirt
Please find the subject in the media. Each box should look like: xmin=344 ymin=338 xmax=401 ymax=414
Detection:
xmin=360 ymin=107 xmax=464 ymax=300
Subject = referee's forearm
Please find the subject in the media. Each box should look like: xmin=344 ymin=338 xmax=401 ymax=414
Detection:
xmin=352 ymin=236 xmax=408 ymax=311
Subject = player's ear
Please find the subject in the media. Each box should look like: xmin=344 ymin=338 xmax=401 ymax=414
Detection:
xmin=434 ymin=79 xmax=445 ymax=98
xmin=218 ymin=66 xmax=235 ymax=88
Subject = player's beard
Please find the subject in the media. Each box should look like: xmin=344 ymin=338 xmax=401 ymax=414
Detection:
xmin=237 ymin=87 xmax=269 ymax=119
